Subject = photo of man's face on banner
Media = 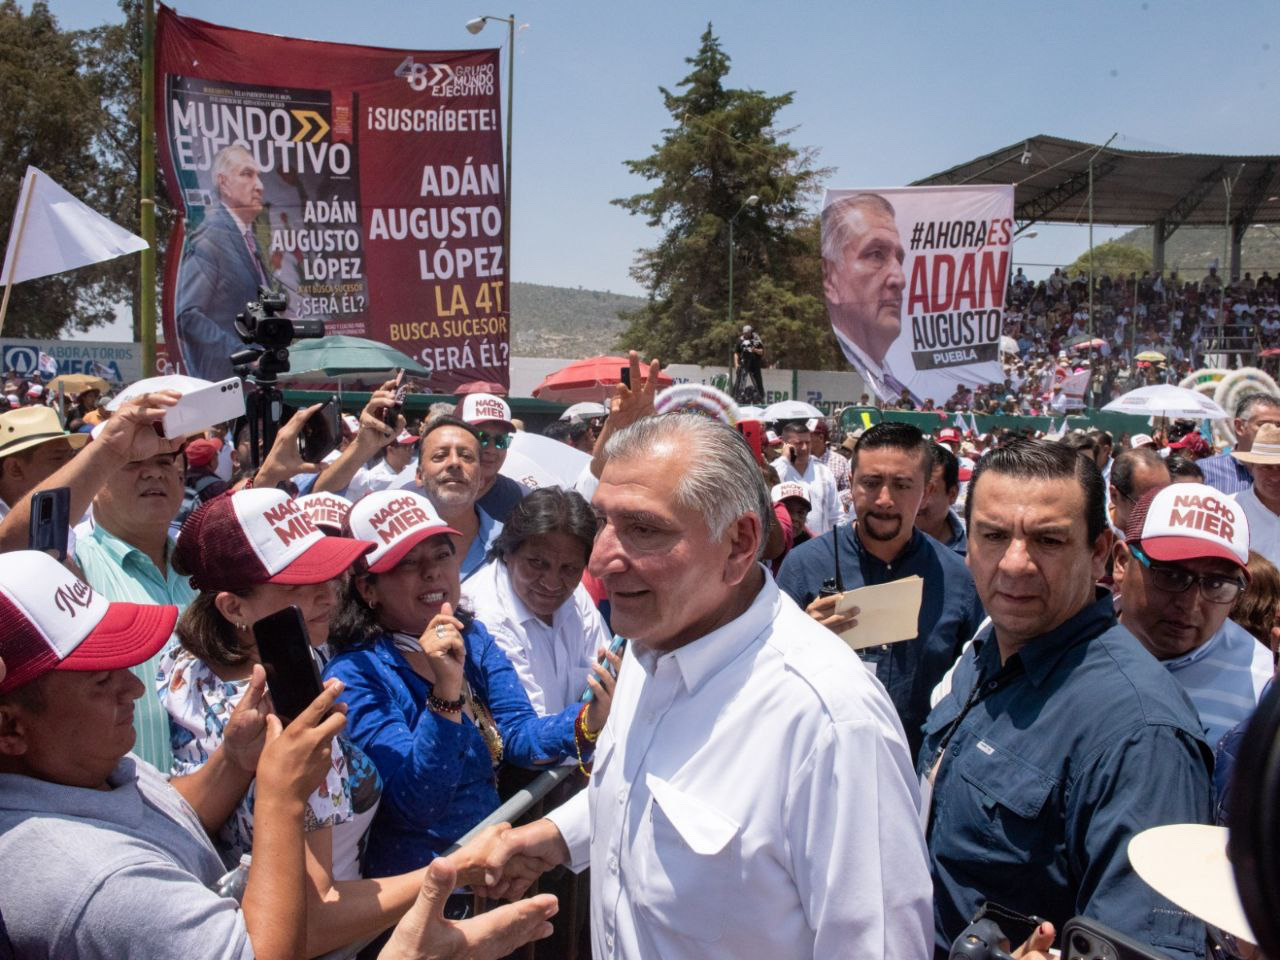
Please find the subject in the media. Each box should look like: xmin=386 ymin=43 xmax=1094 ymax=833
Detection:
xmin=821 ymin=184 xmax=1014 ymax=407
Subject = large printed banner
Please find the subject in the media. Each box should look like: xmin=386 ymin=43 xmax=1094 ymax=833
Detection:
xmin=820 ymin=184 xmax=1014 ymax=406
xmin=156 ymin=6 xmax=508 ymax=391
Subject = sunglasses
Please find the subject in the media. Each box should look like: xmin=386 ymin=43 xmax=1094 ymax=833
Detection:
xmin=1130 ymin=546 xmax=1246 ymax=605
xmin=477 ymin=432 xmax=511 ymax=450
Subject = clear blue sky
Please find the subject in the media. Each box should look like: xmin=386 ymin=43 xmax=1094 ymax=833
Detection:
xmin=41 ymin=0 xmax=1280 ymax=303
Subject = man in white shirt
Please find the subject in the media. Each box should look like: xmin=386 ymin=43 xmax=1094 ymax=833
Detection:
xmin=348 ymin=431 xmax=417 ymax=500
xmin=771 ymin=419 xmax=843 ymax=533
xmin=478 ymin=414 xmax=932 ymax=960
xmin=1230 ymin=422 xmax=1280 ymax=568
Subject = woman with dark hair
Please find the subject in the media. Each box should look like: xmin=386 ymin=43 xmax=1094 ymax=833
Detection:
xmin=325 ymin=489 xmax=619 ymax=879
xmin=461 ymin=487 xmax=613 ymax=716
xmin=156 ymin=488 xmax=457 ymax=958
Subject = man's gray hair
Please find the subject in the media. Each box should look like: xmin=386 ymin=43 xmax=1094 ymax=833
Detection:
xmin=212 ymin=143 xmax=254 ymax=200
xmin=603 ymin=415 xmax=770 ymax=558
xmin=1234 ymin=391 xmax=1280 ymax=421
xmin=821 ymin=193 xmax=896 ymax=264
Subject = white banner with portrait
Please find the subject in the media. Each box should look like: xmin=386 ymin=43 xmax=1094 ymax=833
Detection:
xmin=820 ymin=184 xmax=1014 ymax=406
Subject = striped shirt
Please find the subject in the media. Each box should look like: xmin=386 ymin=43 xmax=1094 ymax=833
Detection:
xmin=75 ymin=525 xmax=197 ymax=773
xmin=1198 ymin=451 xmax=1253 ymax=495
xmin=1163 ymin=618 xmax=1273 ymax=748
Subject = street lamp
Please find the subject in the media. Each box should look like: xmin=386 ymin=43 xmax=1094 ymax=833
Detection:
xmin=466 ymin=14 xmax=516 ymax=278
xmin=727 ymin=194 xmax=759 ymax=330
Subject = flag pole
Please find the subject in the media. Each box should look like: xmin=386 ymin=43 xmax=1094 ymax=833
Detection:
xmin=139 ymin=0 xmax=158 ymax=376
xmin=0 ymin=169 xmax=38 ymax=336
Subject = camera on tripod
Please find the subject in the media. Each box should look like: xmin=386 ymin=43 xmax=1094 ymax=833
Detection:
xmin=228 ymin=288 xmax=329 ymax=473
xmin=230 ymin=288 xmax=325 ymax=382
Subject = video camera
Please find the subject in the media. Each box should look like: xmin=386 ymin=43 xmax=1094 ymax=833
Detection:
xmin=228 ymin=288 xmax=327 ymax=472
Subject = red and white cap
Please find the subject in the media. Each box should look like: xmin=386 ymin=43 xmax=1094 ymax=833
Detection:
xmin=0 ymin=551 xmax=176 ymax=695
xmin=1125 ymin=482 xmax=1250 ymax=572
xmin=346 ymin=489 xmax=460 ymax=574
xmin=937 ymin=427 xmax=962 ymax=444
xmin=771 ymin=481 xmax=810 ymax=506
xmin=294 ymin=492 xmax=354 ymax=534
xmin=175 ymin=489 xmax=374 ymax=592
xmin=456 ymin=393 xmax=513 ymax=431
xmin=394 ymin=430 xmax=418 ymax=446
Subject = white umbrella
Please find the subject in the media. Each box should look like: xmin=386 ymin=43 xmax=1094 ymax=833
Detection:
xmin=502 ymin=431 xmax=590 ymax=489
xmin=559 ymin=401 xmax=609 ymax=422
xmin=738 ymin=405 xmax=766 ymax=420
xmin=762 ymin=399 xmax=824 ymax=422
xmin=1102 ymin=384 xmax=1229 ymax=420
xmin=999 ymin=335 xmax=1019 ymax=355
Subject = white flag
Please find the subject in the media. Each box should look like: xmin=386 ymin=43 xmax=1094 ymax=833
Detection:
xmin=1 ymin=166 xmax=147 ymax=285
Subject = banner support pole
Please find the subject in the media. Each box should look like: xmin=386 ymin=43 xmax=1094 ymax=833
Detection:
xmin=0 ymin=169 xmax=38 ymax=337
xmin=504 ymin=13 xmax=514 ymax=292
xmin=140 ymin=0 xmax=157 ymax=377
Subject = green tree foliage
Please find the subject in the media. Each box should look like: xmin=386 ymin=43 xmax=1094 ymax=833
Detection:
xmin=1064 ymin=240 xmax=1152 ymax=280
xmin=0 ymin=0 xmax=167 ymax=339
xmin=614 ymin=25 xmax=844 ymax=369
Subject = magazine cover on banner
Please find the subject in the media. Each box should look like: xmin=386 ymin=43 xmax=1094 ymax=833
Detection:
xmin=155 ymin=5 xmax=509 ymax=391
xmin=820 ymin=184 xmax=1014 ymax=406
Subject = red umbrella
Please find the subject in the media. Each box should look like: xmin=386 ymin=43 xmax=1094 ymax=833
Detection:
xmin=532 ymin=355 xmax=673 ymax=403
xmin=453 ymin=380 xmax=507 ymax=396
xmin=1260 ymin=348 xmax=1280 ymax=358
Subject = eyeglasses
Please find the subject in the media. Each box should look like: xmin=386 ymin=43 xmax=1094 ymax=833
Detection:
xmin=1130 ymin=547 xmax=1246 ymax=604
xmin=477 ymin=432 xmax=511 ymax=450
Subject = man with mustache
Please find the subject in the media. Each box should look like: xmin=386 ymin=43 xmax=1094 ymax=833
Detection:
xmin=821 ymin=192 xmax=919 ymax=405
xmin=777 ymin=421 xmax=982 ymax=760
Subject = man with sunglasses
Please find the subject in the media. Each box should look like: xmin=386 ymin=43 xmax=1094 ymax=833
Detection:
xmin=1113 ymin=483 xmax=1273 ymax=747
xmin=457 ymin=393 xmax=528 ymax=524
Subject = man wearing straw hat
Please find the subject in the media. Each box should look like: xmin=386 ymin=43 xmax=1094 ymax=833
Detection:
xmin=0 ymin=405 xmax=87 ymax=525
xmin=1230 ymin=422 xmax=1280 ymax=569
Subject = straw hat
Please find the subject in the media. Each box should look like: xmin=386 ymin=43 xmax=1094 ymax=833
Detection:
xmin=0 ymin=406 xmax=89 ymax=459
xmin=1232 ymin=423 xmax=1280 ymax=465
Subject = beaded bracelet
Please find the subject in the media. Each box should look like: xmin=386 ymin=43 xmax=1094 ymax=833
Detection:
xmin=428 ymin=692 xmax=465 ymax=714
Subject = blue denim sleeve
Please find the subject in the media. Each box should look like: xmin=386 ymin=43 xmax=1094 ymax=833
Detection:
xmin=470 ymin=622 xmax=577 ymax=768
xmin=324 ymin=651 xmax=467 ymax=828
xmin=1065 ymin=724 xmax=1212 ymax=960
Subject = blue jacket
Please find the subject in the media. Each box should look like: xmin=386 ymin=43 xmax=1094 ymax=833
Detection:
xmin=777 ymin=525 xmax=983 ymax=760
xmin=324 ymin=619 xmax=579 ymax=876
xmin=920 ymin=592 xmax=1213 ymax=960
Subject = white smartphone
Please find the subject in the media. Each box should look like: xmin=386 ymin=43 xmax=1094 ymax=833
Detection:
xmin=162 ymin=377 xmax=246 ymax=439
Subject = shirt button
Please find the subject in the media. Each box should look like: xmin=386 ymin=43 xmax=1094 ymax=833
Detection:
xmin=617 ymin=789 xmax=626 ymax=804
xmin=606 ymin=934 xmax=615 ymax=951
xmin=609 ymin=855 xmax=619 ymax=873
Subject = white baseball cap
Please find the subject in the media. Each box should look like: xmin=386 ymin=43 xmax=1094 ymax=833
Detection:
xmin=0 ymin=550 xmax=177 ymax=695
xmin=771 ymin=481 xmax=810 ymax=506
xmin=1130 ymin=433 xmax=1155 ymax=449
xmin=175 ymin=488 xmax=374 ymax=592
xmin=394 ymin=430 xmax=418 ymax=446
xmin=456 ymin=393 xmax=513 ymax=431
xmin=1125 ymin=482 xmax=1250 ymax=572
xmin=294 ymin=492 xmax=354 ymax=534
xmin=346 ymin=489 xmax=460 ymax=574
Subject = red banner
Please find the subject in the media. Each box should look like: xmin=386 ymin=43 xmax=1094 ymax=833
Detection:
xmin=156 ymin=6 xmax=508 ymax=391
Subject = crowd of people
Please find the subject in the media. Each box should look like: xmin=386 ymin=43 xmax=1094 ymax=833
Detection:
xmin=0 ymin=351 xmax=1275 ymax=960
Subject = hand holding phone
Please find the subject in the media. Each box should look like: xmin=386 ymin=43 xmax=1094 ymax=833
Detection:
xmin=581 ymin=635 xmax=627 ymax=703
xmin=296 ymin=396 xmax=341 ymax=462
xmin=380 ymin=368 xmax=407 ymax=427
xmin=162 ymin=378 xmax=246 ymax=440
xmin=28 ymin=488 xmax=70 ymax=562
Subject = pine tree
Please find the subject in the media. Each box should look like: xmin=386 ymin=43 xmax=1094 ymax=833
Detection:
xmin=614 ymin=24 xmax=843 ymax=369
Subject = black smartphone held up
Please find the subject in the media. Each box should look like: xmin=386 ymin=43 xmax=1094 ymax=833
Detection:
xmin=297 ymin=396 xmax=340 ymax=463
xmin=380 ymin=368 xmax=407 ymax=427
xmin=28 ymin=487 xmax=71 ymax=562
xmin=253 ymin=606 xmax=325 ymax=725
xmin=1059 ymin=917 xmax=1172 ymax=960
xmin=620 ymin=365 xmax=632 ymax=389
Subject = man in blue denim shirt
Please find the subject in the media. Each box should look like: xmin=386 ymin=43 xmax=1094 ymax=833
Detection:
xmin=921 ymin=440 xmax=1212 ymax=960
xmin=778 ymin=422 xmax=983 ymax=760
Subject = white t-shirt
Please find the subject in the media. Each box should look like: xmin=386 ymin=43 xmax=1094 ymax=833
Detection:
xmin=771 ymin=456 xmax=842 ymax=533
xmin=1234 ymin=486 xmax=1280 ymax=570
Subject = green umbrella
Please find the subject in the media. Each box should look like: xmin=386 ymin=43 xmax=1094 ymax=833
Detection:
xmin=279 ymin=335 xmax=429 ymax=385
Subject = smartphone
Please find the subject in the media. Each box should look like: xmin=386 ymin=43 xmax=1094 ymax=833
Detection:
xmin=1060 ymin=916 xmax=1171 ymax=960
xmin=293 ymin=397 xmax=340 ymax=463
xmin=581 ymin=635 xmax=628 ymax=703
xmin=28 ymin=487 xmax=70 ymax=562
xmin=162 ymin=377 xmax=246 ymax=439
xmin=253 ymin=606 xmax=325 ymax=725
xmin=620 ymin=365 xmax=632 ymax=389
xmin=380 ymin=368 xmax=406 ymax=427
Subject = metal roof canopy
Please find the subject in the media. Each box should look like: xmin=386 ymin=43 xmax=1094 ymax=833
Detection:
xmin=913 ymin=135 xmax=1280 ymax=274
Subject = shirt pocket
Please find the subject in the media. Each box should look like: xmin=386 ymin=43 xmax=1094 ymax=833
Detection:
xmin=957 ymin=737 xmax=1058 ymax=865
xmin=635 ymin=774 xmax=741 ymax=943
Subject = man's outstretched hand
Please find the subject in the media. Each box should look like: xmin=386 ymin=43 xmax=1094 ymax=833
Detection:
xmin=471 ymin=818 xmax=571 ymax=902
xmin=378 ymin=852 xmax=558 ymax=960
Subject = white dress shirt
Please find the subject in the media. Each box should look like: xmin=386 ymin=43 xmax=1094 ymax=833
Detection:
xmin=545 ymin=571 xmax=933 ymax=960
xmin=350 ymin=456 xmax=417 ymax=501
xmin=462 ymin=557 xmax=611 ymax=715
xmin=771 ymin=455 xmax=843 ymax=533
xmin=1234 ymin=486 xmax=1280 ymax=570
